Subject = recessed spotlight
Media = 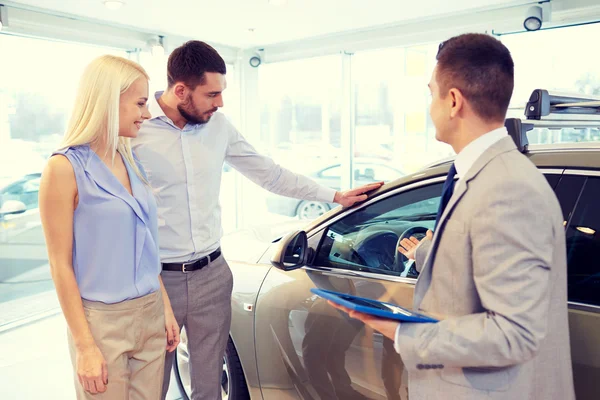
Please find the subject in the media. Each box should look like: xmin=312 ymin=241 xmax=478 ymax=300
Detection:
xmin=103 ymin=0 xmax=125 ymax=10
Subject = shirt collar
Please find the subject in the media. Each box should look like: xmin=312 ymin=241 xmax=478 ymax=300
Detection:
xmin=149 ymin=91 xmax=167 ymax=120
xmin=454 ymin=126 xmax=508 ymax=179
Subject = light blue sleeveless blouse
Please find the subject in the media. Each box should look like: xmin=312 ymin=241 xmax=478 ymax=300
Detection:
xmin=52 ymin=145 xmax=161 ymax=303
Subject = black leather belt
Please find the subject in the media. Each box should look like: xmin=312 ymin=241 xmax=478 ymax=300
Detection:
xmin=162 ymin=248 xmax=222 ymax=273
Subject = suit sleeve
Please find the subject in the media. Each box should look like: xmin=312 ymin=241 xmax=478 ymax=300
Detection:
xmin=414 ymin=238 xmax=432 ymax=273
xmin=395 ymin=176 xmax=555 ymax=371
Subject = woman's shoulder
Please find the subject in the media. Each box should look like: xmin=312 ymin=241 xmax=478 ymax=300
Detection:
xmin=51 ymin=144 xmax=92 ymax=166
xmin=43 ymin=151 xmax=77 ymax=187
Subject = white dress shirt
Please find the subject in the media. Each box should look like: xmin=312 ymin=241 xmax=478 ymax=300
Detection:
xmin=454 ymin=126 xmax=508 ymax=183
xmin=132 ymin=91 xmax=337 ymax=263
xmin=394 ymin=125 xmax=508 ymax=350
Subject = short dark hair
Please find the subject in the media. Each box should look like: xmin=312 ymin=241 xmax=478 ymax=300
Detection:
xmin=436 ymin=33 xmax=514 ymax=122
xmin=167 ymin=40 xmax=227 ymax=89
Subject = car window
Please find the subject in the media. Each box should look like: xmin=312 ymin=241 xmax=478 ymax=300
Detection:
xmin=554 ymin=175 xmax=586 ymax=222
xmin=23 ymin=177 xmax=40 ymax=193
xmin=565 ymin=177 xmax=600 ymax=307
xmin=314 ymin=182 xmax=443 ymax=277
xmin=2 ymin=182 xmax=24 ymax=195
xmin=544 ymin=173 xmax=561 ymax=190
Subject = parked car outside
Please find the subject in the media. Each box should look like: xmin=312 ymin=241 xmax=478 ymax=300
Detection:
xmin=266 ymin=161 xmax=404 ymax=220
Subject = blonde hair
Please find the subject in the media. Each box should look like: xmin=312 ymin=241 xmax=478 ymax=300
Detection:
xmin=60 ymin=55 xmax=150 ymax=183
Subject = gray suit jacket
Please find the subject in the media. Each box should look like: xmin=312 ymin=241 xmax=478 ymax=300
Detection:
xmin=395 ymin=137 xmax=575 ymax=399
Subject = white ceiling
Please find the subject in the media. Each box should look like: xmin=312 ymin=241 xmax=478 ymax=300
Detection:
xmin=5 ymin=0 xmax=536 ymax=48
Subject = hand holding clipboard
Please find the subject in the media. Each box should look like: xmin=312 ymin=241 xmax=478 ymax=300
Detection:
xmin=311 ymin=288 xmax=440 ymax=342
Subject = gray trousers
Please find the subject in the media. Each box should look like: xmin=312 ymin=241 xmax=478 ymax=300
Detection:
xmin=160 ymin=255 xmax=234 ymax=400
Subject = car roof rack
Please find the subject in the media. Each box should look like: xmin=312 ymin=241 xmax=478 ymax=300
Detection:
xmin=525 ymin=89 xmax=600 ymax=120
xmin=506 ymin=89 xmax=600 ymax=154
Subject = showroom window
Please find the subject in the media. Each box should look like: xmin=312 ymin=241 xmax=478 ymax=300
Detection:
xmin=501 ymin=22 xmax=600 ymax=145
xmin=236 ymin=55 xmax=343 ymax=226
xmin=0 ymin=33 xmax=127 ymax=325
xmin=352 ymin=44 xmax=454 ymax=177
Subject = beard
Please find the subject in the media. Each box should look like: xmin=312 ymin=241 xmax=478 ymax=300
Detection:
xmin=177 ymin=94 xmax=217 ymax=125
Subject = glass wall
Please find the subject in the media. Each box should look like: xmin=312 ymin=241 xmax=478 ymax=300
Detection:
xmin=0 ymin=34 xmax=127 ymax=306
xmin=239 ymin=55 xmax=343 ymax=225
xmin=252 ymin=44 xmax=455 ymax=226
xmin=251 ymin=23 xmax=600 ymax=227
xmin=0 ymin=33 xmax=130 ymax=399
xmin=352 ymin=44 xmax=453 ymax=177
xmin=501 ymin=22 xmax=600 ymax=145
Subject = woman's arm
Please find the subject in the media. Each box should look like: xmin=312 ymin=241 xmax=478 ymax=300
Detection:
xmin=39 ymin=155 xmax=107 ymax=394
xmin=158 ymin=276 xmax=180 ymax=352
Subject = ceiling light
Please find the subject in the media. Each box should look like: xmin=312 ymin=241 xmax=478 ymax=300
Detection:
xmin=524 ymin=5 xmax=542 ymax=31
xmin=576 ymin=227 xmax=596 ymax=235
xmin=269 ymin=0 xmax=288 ymax=6
xmin=103 ymin=0 xmax=125 ymax=10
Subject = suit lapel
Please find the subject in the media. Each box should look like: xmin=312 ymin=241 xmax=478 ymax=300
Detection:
xmin=413 ymin=137 xmax=518 ymax=309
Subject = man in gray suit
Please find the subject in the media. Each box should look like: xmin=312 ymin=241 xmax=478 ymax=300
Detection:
xmin=330 ymin=33 xmax=575 ymax=399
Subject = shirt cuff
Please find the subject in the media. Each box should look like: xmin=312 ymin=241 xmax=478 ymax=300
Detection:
xmin=316 ymin=186 xmax=337 ymax=203
xmin=394 ymin=321 xmax=402 ymax=354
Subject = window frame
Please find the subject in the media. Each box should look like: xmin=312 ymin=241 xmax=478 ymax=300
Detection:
xmin=301 ymin=169 xmax=569 ymax=285
xmin=562 ymin=169 xmax=600 ymax=314
xmin=312 ymin=180 xmax=442 ymax=277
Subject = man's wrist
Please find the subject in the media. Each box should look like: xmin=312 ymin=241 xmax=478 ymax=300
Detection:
xmin=333 ymin=191 xmax=341 ymax=204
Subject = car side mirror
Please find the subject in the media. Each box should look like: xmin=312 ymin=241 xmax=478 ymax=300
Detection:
xmin=271 ymin=230 xmax=311 ymax=271
xmin=0 ymin=200 xmax=27 ymax=217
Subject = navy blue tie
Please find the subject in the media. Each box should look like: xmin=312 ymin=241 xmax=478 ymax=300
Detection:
xmin=434 ymin=163 xmax=457 ymax=229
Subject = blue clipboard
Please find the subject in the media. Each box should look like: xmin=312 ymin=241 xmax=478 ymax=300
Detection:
xmin=311 ymin=288 xmax=438 ymax=323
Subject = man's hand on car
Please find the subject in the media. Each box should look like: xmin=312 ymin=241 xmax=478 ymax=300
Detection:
xmin=398 ymin=230 xmax=433 ymax=260
xmin=334 ymin=182 xmax=384 ymax=208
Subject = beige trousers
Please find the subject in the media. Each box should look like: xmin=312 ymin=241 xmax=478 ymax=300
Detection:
xmin=68 ymin=290 xmax=166 ymax=400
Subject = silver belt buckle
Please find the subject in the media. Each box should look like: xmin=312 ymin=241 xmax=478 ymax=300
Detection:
xmin=182 ymin=261 xmax=193 ymax=273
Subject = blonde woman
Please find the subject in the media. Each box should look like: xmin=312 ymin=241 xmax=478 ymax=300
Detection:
xmin=39 ymin=55 xmax=179 ymax=399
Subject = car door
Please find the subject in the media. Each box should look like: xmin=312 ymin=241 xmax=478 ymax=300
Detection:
xmin=254 ymin=178 xmax=445 ymax=400
xmin=558 ymin=172 xmax=600 ymax=400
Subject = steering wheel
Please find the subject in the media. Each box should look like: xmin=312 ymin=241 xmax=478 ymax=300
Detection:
xmin=392 ymin=226 xmax=429 ymax=274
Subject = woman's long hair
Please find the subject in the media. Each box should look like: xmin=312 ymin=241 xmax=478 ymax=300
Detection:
xmin=60 ymin=55 xmax=149 ymax=182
